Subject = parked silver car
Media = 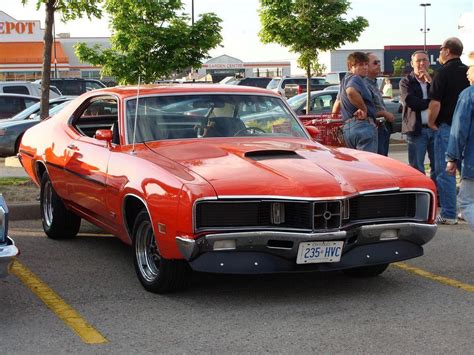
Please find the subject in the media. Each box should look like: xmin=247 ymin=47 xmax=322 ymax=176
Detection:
xmin=0 ymin=195 xmax=18 ymax=278
xmin=0 ymin=98 xmax=73 ymax=157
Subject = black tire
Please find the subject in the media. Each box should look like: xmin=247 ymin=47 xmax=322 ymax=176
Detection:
xmin=343 ymin=263 xmax=389 ymax=278
xmin=132 ymin=210 xmax=190 ymax=293
xmin=40 ymin=173 xmax=81 ymax=239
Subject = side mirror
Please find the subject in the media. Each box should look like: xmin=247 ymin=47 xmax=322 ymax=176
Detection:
xmin=305 ymin=125 xmax=320 ymax=140
xmin=95 ymin=129 xmax=113 ymax=143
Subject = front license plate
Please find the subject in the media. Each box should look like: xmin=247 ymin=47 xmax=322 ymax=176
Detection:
xmin=296 ymin=241 xmax=344 ymax=264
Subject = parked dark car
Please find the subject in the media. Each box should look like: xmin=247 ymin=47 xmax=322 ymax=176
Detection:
xmin=0 ymin=195 xmax=18 ymax=278
xmin=34 ymin=78 xmax=106 ymax=96
xmin=0 ymin=94 xmax=40 ymax=120
xmin=227 ymin=77 xmax=272 ymax=88
xmin=0 ymin=99 xmax=73 ymax=156
xmin=287 ymin=90 xmax=338 ymax=115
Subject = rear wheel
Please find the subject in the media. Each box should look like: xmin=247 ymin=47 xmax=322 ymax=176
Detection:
xmin=343 ymin=263 xmax=389 ymax=277
xmin=132 ymin=210 xmax=190 ymax=293
xmin=40 ymin=173 xmax=81 ymax=239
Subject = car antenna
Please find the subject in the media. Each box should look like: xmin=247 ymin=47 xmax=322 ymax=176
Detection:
xmin=131 ymin=75 xmax=141 ymax=155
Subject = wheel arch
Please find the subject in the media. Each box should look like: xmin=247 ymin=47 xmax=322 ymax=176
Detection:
xmin=34 ymin=161 xmax=47 ymax=185
xmin=122 ymin=193 xmax=151 ymax=242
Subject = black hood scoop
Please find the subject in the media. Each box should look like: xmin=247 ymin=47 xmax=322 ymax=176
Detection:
xmin=244 ymin=150 xmax=304 ymax=161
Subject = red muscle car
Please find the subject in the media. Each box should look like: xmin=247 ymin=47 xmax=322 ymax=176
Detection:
xmin=18 ymin=84 xmax=437 ymax=293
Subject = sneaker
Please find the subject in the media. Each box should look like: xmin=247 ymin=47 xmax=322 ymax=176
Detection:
xmin=436 ymin=215 xmax=458 ymax=225
xmin=458 ymin=212 xmax=465 ymax=221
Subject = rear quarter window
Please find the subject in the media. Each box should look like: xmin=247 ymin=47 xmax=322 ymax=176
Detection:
xmin=2 ymin=86 xmax=30 ymax=95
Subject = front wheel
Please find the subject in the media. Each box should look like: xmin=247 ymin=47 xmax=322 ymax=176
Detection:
xmin=343 ymin=263 xmax=389 ymax=278
xmin=40 ymin=173 xmax=81 ymax=239
xmin=132 ymin=210 xmax=190 ymax=293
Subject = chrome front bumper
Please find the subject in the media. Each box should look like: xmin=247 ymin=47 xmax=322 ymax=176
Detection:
xmin=0 ymin=237 xmax=19 ymax=278
xmin=176 ymin=222 xmax=437 ymax=274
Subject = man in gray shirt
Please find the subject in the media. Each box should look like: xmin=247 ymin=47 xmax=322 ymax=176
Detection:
xmin=364 ymin=53 xmax=395 ymax=156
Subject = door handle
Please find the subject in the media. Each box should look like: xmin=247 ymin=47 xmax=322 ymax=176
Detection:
xmin=67 ymin=144 xmax=78 ymax=150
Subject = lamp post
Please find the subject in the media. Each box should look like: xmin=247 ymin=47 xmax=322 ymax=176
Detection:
xmin=420 ymin=3 xmax=431 ymax=51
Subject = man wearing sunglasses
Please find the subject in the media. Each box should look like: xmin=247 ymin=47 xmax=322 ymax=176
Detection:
xmin=427 ymin=37 xmax=469 ymax=225
xmin=364 ymin=53 xmax=395 ymax=156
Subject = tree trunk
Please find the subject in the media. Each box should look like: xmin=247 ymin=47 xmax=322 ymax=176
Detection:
xmin=40 ymin=0 xmax=55 ymax=120
xmin=306 ymin=64 xmax=311 ymax=116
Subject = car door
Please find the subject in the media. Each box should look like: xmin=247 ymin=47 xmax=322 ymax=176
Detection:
xmin=64 ymin=96 xmax=118 ymax=227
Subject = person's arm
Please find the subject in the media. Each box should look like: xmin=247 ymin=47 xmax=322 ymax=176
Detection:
xmin=346 ymin=87 xmax=367 ymax=118
xmin=332 ymin=99 xmax=341 ymax=114
xmin=399 ymin=77 xmax=430 ymax=111
xmin=446 ymin=90 xmax=471 ymax=175
xmin=375 ymin=110 xmax=395 ymax=122
xmin=427 ymin=100 xmax=440 ymax=130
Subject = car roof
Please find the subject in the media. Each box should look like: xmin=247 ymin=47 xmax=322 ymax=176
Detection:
xmin=88 ymin=84 xmax=277 ymax=98
xmin=0 ymin=93 xmax=40 ymax=99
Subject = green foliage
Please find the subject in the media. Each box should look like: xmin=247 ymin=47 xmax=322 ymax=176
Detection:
xmin=392 ymin=58 xmax=406 ymax=76
xmin=0 ymin=177 xmax=31 ymax=186
xmin=297 ymin=50 xmax=327 ymax=76
xmin=21 ymin=0 xmax=104 ymax=21
xmin=75 ymin=0 xmax=223 ymax=84
xmin=259 ymin=0 xmax=368 ymax=113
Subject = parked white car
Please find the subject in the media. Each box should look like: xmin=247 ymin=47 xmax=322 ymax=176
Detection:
xmin=0 ymin=81 xmax=60 ymax=98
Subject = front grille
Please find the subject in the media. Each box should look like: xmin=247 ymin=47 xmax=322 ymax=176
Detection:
xmin=194 ymin=191 xmax=430 ymax=232
xmin=195 ymin=201 xmax=312 ymax=230
xmin=349 ymin=193 xmax=417 ymax=221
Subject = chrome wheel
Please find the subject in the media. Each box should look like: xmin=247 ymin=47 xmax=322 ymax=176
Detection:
xmin=135 ymin=218 xmax=161 ymax=282
xmin=42 ymin=179 xmax=53 ymax=228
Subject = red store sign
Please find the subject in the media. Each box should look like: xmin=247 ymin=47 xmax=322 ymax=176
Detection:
xmin=0 ymin=21 xmax=36 ymax=35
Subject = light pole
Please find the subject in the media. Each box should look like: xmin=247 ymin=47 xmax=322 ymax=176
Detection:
xmin=420 ymin=3 xmax=431 ymax=51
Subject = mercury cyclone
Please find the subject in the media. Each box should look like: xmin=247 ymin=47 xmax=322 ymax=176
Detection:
xmin=18 ymin=84 xmax=437 ymax=293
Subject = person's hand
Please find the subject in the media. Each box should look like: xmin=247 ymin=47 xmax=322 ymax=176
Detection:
xmin=354 ymin=109 xmax=367 ymax=120
xmin=446 ymin=161 xmax=457 ymax=175
xmin=385 ymin=111 xmax=395 ymax=122
xmin=428 ymin=122 xmax=438 ymax=131
xmin=420 ymin=69 xmax=432 ymax=84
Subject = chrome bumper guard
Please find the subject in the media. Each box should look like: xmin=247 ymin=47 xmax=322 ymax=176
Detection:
xmin=0 ymin=237 xmax=19 ymax=278
xmin=176 ymin=222 xmax=437 ymax=261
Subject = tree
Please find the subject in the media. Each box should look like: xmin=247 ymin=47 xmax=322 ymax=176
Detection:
xmin=297 ymin=49 xmax=327 ymax=76
xmin=21 ymin=0 xmax=103 ymax=119
xmin=259 ymin=0 xmax=368 ymax=114
xmin=75 ymin=0 xmax=222 ymax=84
xmin=392 ymin=58 xmax=406 ymax=76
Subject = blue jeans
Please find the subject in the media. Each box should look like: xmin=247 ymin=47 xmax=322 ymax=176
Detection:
xmin=459 ymin=179 xmax=474 ymax=232
xmin=343 ymin=119 xmax=378 ymax=153
xmin=434 ymin=123 xmax=457 ymax=219
xmin=377 ymin=123 xmax=390 ymax=156
xmin=407 ymin=127 xmax=436 ymax=183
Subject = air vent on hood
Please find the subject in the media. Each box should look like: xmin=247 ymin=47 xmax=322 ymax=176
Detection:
xmin=245 ymin=150 xmax=303 ymax=161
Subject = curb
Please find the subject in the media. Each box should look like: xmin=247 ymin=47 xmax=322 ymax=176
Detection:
xmin=8 ymin=202 xmax=40 ymax=221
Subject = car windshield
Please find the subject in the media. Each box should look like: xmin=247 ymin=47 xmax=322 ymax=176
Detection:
xmin=266 ymin=78 xmax=280 ymax=90
xmin=10 ymin=101 xmax=41 ymax=121
xmin=287 ymin=93 xmax=309 ymax=110
xmin=125 ymin=94 xmax=307 ymax=143
xmin=30 ymin=100 xmax=71 ymax=120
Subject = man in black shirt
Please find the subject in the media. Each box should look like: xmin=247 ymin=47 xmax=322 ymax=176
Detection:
xmin=428 ymin=37 xmax=469 ymax=224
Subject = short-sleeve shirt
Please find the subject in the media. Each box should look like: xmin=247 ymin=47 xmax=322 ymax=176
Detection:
xmin=429 ymin=58 xmax=469 ymax=125
xmin=364 ymin=77 xmax=386 ymax=112
xmin=339 ymin=73 xmax=377 ymax=121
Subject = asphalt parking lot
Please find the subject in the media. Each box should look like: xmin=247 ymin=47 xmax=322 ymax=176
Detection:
xmin=2 ymin=219 xmax=473 ymax=353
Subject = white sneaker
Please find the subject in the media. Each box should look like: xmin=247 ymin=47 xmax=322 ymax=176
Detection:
xmin=458 ymin=212 xmax=465 ymax=221
xmin=436 ymin=215 xmax=458 ymax=225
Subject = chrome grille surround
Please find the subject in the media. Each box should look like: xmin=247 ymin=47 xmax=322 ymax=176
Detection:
xmin=193 ymin=189 xmax=434 ymax=233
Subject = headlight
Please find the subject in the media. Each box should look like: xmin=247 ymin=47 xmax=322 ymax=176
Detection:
xmin=0 ymin=195 xmax=9 ymax=243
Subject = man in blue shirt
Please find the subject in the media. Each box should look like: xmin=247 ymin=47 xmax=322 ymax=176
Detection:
xmin=446 ymin=53 xmax=474 ymax=232
xmin=333 ymin=52 xmax=378 ymax=152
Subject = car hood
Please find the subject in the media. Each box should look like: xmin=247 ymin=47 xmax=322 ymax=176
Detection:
xmin=145 ymin=139 xmax=424 ymax=198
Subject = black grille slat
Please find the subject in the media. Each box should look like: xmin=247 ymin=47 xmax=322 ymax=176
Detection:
xmin=349 ymin=194 xmax=417 ymax=220
xmin=196 ymin=201 xmax=312 ymax=230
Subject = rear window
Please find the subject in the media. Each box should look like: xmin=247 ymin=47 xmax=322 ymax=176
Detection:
xmin=266 ymin=78 xmax=280 ymax=90
xmin=2 ymin=86 xmax=30 ymax=95
xmin=53 ymin=81 xmax=85 ymax=96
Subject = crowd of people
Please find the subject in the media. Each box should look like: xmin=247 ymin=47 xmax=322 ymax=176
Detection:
xmin=332 ymin=37 xmax=473 ymax=232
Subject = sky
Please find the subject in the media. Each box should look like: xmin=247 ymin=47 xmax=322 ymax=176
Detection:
xmin=1 ymin=0 xmax=472 ymax=71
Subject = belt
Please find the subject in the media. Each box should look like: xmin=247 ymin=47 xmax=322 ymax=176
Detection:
xmin=421 ymin=124 xmax=429 ymax=128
